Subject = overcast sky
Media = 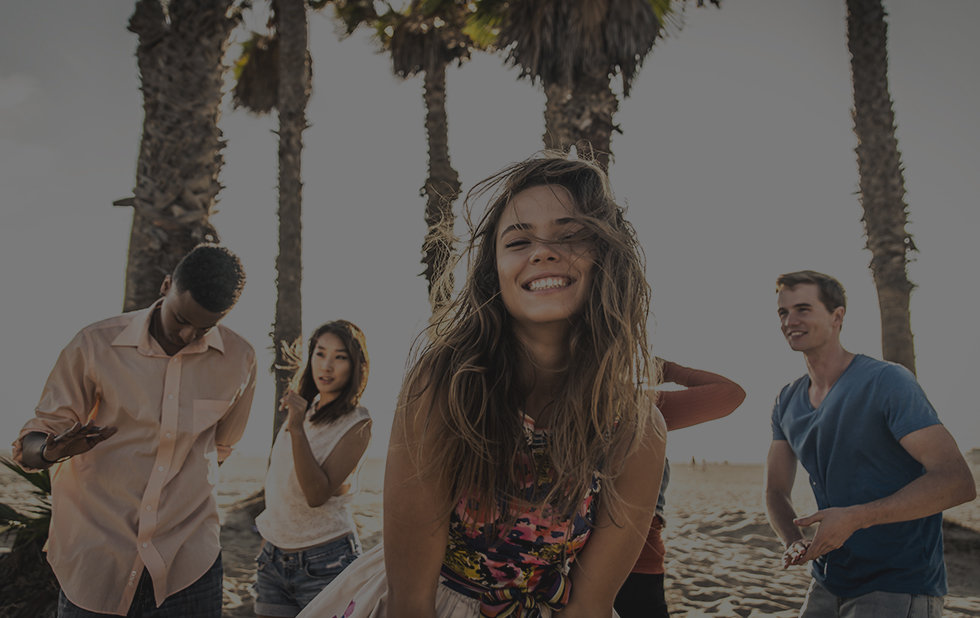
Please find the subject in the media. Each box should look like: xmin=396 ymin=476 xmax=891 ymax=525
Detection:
xmin=1 ymin=0 xmax=977 ymax=464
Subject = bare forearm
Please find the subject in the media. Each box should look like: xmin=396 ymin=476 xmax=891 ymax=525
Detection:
xmin=383 ymin=592 xmax=438 ymax=618
xmin=560 ymin=598 xmax=614 ymax=618
xmin=655 ymin=361 xmax=745 ymax=431
xmin=765 ymin=441 xmax=804 ymax=547
xmin=385 ymin=549 xmax=442 ymax=618
xmin=851 ymin=465 xmax=976 ymax=529
xmin=568 ymin=501 xmax=653 ymax=613
xmin=568 ymin=411 xmax=665 ymax=613
xmin=766 ymin=490 xmax=804 ymax=546
xmin=384 ymin=508 xmax=446 ymax=616
xmin=288 ymin=426 xmax=334 ymax=506
xmin=567 ymin=522 xmax=649 ymax=615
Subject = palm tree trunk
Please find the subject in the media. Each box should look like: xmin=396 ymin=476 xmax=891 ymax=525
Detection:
xmin=543 ymin=73 xmax=618 ymax=172
xmin=846 ymin=0 xmax=916 ymax=373
xmin=124 ymin=0 xmax=237 ymax=311
xmin=421 ymin=56 xmax=460 ymax=315
xmin=271 ymin=0 xmax=310 ymax=440
xmin=543 ymin=83 xmax=574 ymax=154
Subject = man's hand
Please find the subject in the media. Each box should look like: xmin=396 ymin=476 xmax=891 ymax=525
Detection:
xmin=42 ymin=421 xmax=117 ymax=462
xmin=280 ymin=390 xmax=309 ymax=431
xmin=794 ymin=506 xmax=864 ymax=561
xmin=781 ymin=538 xmax=811 ymax=568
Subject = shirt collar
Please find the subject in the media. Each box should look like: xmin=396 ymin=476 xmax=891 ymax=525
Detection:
xmin=111 ymin=298 xmax=226 ymax=355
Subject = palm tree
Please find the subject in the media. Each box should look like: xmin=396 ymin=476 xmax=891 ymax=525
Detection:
xmin=386 ymin=1 xmax=472 ymax=313
xmin=845 ymin=0 xmax=916 ymax=373
xmin=479 ymin=0 xmax=717 ymax=171
xmin=335 ymin=1 xmax=473 ymax=314
xmin=121 ymin=0 xmax=244 ymax=311
xmin=233 ymin=0 xmax=311 ymax=440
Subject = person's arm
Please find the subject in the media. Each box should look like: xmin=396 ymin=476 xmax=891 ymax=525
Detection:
xmin=283 ymin=390 xmax=372 ymax=507
xmin=214 ymin=349 xmax=257 ymax=465
xmin=14 ymin=329 xmax=116 ymax=471
xmin=765 ymin=439 xmax=810 ymax=568
xmin=795 ymin=424 xmax=976 ymax=562
xmin=383 ymin=383 xmax=450 ymax=618
xmin=18 ymin=422 xmax=118 ymax=470
xmin=653 ymin=359 xmax=745 ymax=431
xmin=562 ymin=405 xmax=667 ymax=617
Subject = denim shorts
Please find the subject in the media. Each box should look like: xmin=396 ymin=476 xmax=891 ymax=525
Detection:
xmin=254 ymin=534 xmax=360 ymax=617
xmin=800 ymin=579 xmax=943 ymax=618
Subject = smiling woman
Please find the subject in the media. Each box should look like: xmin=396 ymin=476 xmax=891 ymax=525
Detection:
xmin=296 ymin=152 xmax=666 ymax=618
xmin=495 ymin=184 xmax=595 ymax=333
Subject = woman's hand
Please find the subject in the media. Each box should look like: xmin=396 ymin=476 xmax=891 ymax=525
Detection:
xmin=280 ymin=390 xmax=309 ymax=431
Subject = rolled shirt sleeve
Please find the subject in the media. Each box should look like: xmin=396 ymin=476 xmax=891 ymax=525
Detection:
xmin=214 ymin=348 xmax=257 ymax=462
xmin=14 ymin=328 xmax=100 ymax=471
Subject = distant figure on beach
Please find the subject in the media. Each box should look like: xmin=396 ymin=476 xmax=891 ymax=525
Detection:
xmin=296 ymin=153 xmax=666 ymax=617
xmin=12 ymin=244 xmax=255 ymax=617
xmin=616 ymin=359 xmax=745 ymax=618
xmin=765 ymin=270 xmax=975 ymax=617
xmin=253 ymin=320 xmax=372 ymax=617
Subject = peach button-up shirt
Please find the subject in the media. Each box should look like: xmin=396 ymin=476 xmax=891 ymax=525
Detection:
xmin=13 ymin=301 xmax=256 ymax=615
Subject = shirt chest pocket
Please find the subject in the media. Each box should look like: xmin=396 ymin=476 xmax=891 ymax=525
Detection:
xmin=192 ymin=399 xmax=231 ymax=434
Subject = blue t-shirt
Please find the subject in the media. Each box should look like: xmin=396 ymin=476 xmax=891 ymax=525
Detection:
xmin=771 ymin=354 xmax=946 ymax=597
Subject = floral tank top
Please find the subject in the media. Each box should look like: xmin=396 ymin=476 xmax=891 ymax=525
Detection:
xmin=439 ymin=415 xmax=601 ymax=618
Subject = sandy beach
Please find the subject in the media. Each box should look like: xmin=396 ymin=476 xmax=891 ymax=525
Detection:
xmin=2 ymin=454 xmax=978 ymax=617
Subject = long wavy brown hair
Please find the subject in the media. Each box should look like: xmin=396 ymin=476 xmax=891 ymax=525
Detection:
xmin=401 ymin=152 xmax=658 ymax=525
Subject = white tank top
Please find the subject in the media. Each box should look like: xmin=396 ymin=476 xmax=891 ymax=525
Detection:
xmin=255 ymin=403 xmax=371 ymax=549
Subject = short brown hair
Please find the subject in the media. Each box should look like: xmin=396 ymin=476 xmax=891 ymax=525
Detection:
xmin=776 ymin=270 xmax=846 ymax=313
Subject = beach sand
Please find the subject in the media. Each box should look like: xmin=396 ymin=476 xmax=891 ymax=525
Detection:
xmin=2 ymin=455 xmax=978 ymax=617
xmin=658 ymin=462 xmax=980 ymax=617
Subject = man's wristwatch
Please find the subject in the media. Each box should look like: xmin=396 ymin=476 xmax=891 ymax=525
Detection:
xmin=39 ymin=441 xmax=67 ymax=465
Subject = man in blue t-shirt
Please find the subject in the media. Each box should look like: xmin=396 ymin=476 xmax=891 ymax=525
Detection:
xmin=764 ymin=270 xmax=975 ymax=618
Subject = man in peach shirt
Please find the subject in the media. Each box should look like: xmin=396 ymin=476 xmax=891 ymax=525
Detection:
xmin=14 ymin=244 xmax=257 ymax=617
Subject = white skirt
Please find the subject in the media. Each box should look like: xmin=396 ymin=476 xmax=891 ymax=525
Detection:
xmin=297 ymin=543 xmax=509 ymax=618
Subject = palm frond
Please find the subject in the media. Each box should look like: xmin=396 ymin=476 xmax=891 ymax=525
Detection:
xmin=464 ymin=5 xmax=502 ymax=50
xmin=388 ymin=2 xmax=473 ymax=78
xmin=328 ymin=0 xmax=384 ymax=36
xmin=0 ymin=503 xmax=31 ymax=527
xmin=275 ymin=335 xmax=305 ymax=374
xmin=488 ymin=0 xmax=719 ymax=94
xmin=232 ymin=32 xmax=279 ymax=114
xmin=0 ymin=457 xmax=50 ymax=496
xmin=0 ymin=457 xmax=52 ymax=551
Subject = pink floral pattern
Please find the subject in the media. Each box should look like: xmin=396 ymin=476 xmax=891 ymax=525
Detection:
xmin=440 ymin=416 xmax=600 ymax=617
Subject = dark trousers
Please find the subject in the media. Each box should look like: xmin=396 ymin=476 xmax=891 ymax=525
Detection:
xmin=57 ymin=555 xmax=222 ymax=618
xmin=615 ymin=572 xmax=670 ymax=618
